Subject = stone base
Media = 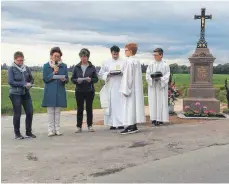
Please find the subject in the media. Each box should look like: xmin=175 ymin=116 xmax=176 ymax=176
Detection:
xmin=187 ymin=88 xmax=217 ymax=98
xmin=183 ymin=97 xmax=220 ymax=113
xmin=177 ymin=112 xmax=229 ymax=120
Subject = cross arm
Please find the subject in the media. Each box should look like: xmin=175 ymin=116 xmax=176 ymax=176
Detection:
xmin=205 ymin=15 xmax=212 ymax=19
xmin=194 ymin=15 xmax=201 ymax=19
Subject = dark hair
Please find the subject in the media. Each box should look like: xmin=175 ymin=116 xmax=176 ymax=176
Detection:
xmin=154 ymin=48 xmax=163 ymax=55
xmin=125 ymin=43 xmax=138 ymax=55
xmin=50 ymin=47 xmax=62 ymax=57
xmin=14 ymin=51 xmax=24 ymax=60
xmin=110 ymin=45 xmax=120 ymax=53
xmin=79 ymin=48 xmax=90 ymax=58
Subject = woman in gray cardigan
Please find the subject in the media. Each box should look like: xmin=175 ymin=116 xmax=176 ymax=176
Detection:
xmin=8 ymin=51 xmax=36 ymax=140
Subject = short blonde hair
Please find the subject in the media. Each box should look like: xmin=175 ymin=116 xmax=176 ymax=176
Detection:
xmin=125 ymin=43 xmax=138 ymax=55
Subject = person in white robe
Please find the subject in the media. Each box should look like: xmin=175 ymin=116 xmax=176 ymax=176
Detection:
xmin=99 ymin=45 xmax=125 ymax=130
xmin=146 ymin=48 xmax=170 ymax=126
xmin=119 ymin=43 xmax=145 ymax=134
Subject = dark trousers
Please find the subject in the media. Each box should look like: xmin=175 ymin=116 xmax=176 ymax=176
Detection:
xmin=9 ymin=93 xmax=33 ymax=135
xmin=75 ymin=91 xmax=95 ymax=128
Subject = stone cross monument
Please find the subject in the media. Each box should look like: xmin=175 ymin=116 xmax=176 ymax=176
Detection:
xmin=183 ymin=8 xmax=220 ymax=112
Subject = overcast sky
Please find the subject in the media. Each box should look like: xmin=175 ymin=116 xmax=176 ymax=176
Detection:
xmin=1 ymin=1 xmax=229 ymax=66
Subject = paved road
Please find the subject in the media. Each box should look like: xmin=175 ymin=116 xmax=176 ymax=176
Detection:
xmin=89 ymin=144 xmax=229 ymax=183
xmin=1 ymin=111 xmax=229 ymax=183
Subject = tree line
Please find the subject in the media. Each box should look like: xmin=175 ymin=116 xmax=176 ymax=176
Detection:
xmin=1 ymin=63 xmax=229 ymax=74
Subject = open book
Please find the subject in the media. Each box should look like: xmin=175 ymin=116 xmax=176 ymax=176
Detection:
xmin=77 ymin=77 xmax=90 ymax=82
xmin=53 ymin=75 xmax=66 ymax=79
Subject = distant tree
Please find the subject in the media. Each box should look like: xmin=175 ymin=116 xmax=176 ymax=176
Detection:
xmin=179 ymin=65 xmax=189 ymax=74
xmin=213 ymin=63 xmax=229 ymax=74
xmin=169 ymin=63 xmax=180 ymax=74
xmin=29 ymin=66 xmax=43 ymax=72
xmin=68 ymin=65 xmax=75 ymax=72
xmin=1 ymin=63 xmax=8 ymax=70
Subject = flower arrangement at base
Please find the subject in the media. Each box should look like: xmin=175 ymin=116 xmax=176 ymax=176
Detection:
xmin=184 ymin=102 xmax=225 ymax=118
xmin=168 ymin=74 xmax=182 ymax=106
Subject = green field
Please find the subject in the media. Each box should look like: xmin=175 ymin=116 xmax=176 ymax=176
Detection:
xmin=1 ymin=70 xmax=228 ymax=93
xmin=1 ymin=86 xmax=148 ymax=115
xmin=1 ymin=70 xmax=228 ymax=115
xmin=1 ymin=86 xmax=103 ymax=115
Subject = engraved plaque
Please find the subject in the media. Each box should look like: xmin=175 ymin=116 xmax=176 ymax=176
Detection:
xmin=195 ymin=65 xmax=209 ymax=82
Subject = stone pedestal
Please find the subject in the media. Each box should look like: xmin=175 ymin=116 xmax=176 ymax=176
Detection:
xmin=183 ymin=48 xmax=220 ymax=112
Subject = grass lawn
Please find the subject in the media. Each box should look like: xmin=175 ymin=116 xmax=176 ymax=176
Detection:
xmin=1 ymin=71 xmax=228 ymax=115
xmin=0 ymin=85 xmax=149 ymax=115
xmin=2 ymin=70 xmax=228 ymax=94
xmin=1 ymin=86 xmax=102 ymax=115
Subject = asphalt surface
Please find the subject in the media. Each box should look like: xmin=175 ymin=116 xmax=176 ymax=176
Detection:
xmin=1 ymin=112 xmax=229 ymax=183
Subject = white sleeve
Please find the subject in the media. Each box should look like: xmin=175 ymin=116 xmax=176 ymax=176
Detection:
xmin=146 ymin=65 xmax=153 ymax=86
xmin=119 ymin=62 xmax=133 ymax=96
xmin=146 ymin=64 xmax=156 ymax=87
xmin=98 ymin=62 xmax=109 ymax=81
xmin=160 ymin=64 xmax=170 ymax=88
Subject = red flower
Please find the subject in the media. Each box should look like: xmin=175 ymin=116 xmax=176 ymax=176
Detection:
xmin=184 ymin=106 xmax=190 ymax=110
xmin=194 ymin=110 xmax=199 ymax=114
xmin=195 ymin=102 xmax=201 ymax=106
xmin=204 ymin=110 xmax=209 ymax=114
xmin=168 ymin=90 xmax=171 ymax=97
xmin=209 ymin=110 xmax=215 ymax=114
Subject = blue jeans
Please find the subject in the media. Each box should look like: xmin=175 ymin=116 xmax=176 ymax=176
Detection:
xmin=9 ymin=93 xmax=33 ymax=135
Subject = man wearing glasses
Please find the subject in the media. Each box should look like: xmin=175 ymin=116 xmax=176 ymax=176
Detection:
xmin=119 ymin=43 xmax=145 ymax=134
xmin=146 ymin=48 xmax=170 ymax=126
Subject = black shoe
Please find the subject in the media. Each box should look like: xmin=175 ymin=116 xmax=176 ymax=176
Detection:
xmin=152 ymin=120 xmax=156 ymax=125
xmin=154 ymin=121 xmax=160 ymax=126
xmin=110 ymin=126 xmax=117 ymax=130
xmin=120 ymin=125 xmax=138 ymax=135
xmin=15 ymin=134 xmax=24 ymax=140
xmin=152 ymin=120 xmax=160 ymax=126
xmin=118 ymin=126 xmax=124 ymax=129
xmin=25 ymin=132 xmax=36 ymax=138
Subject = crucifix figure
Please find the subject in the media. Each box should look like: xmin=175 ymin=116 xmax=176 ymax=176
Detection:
xmin=194 ymin=8 xmax=212 ymax=48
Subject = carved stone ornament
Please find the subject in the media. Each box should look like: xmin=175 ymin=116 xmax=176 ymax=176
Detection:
xmin=192 ymin=52 xmax=213 ymax=57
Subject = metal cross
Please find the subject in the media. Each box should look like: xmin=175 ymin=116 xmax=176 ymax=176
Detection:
xmin=194 ymin=8 xmax=212 ymax=48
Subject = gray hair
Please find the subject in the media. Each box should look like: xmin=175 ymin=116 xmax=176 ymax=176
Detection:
xmin=79 ymin=48 xmax=90 ymax=58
